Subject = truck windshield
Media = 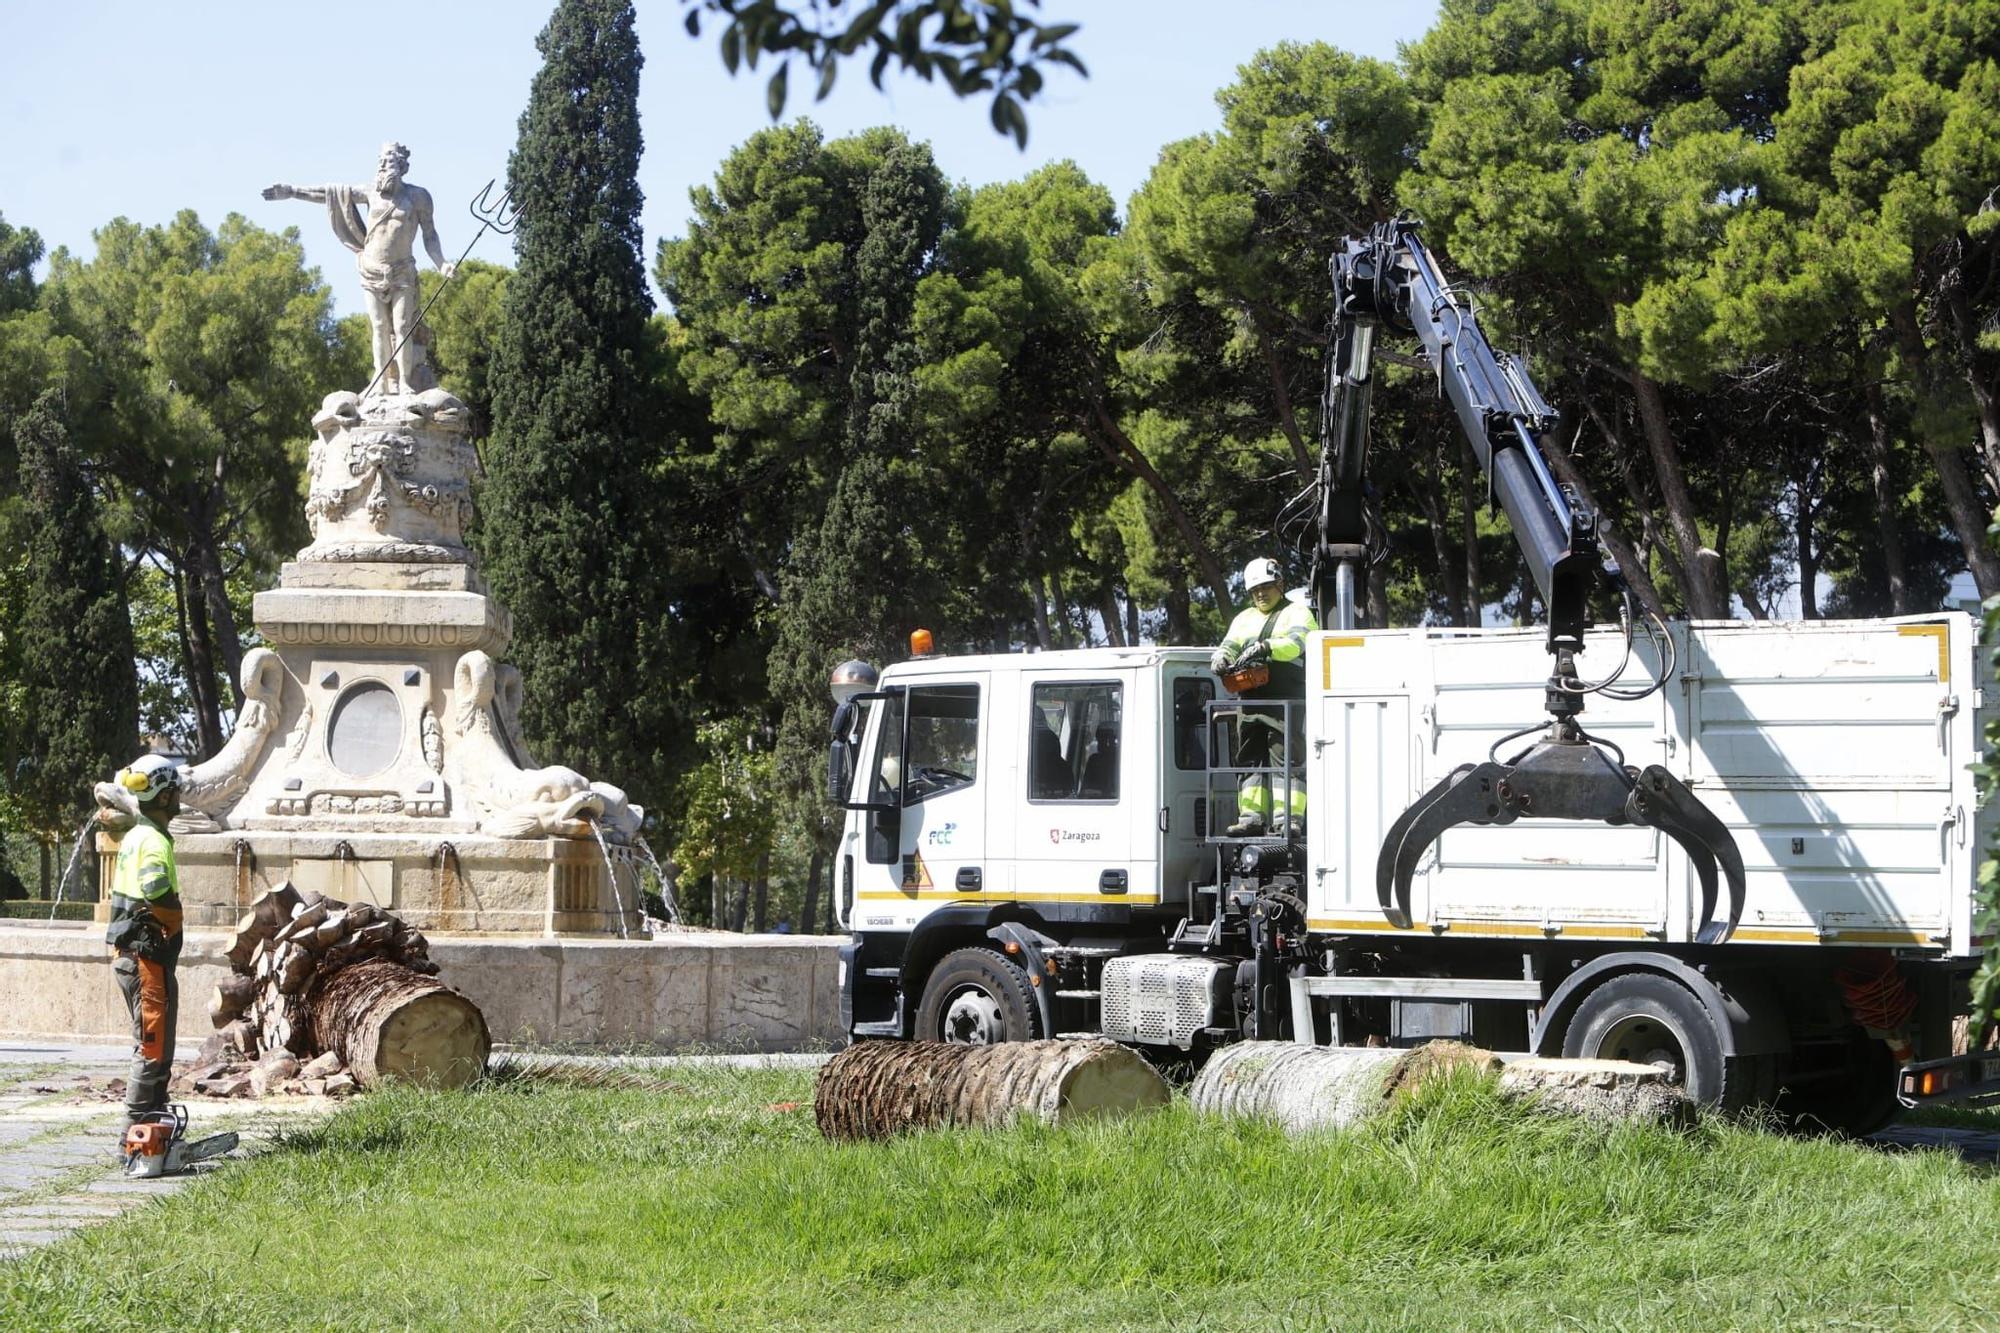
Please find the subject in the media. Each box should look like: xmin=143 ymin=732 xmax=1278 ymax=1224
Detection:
xmin=902 ymin=683 xmax=980 ymax=803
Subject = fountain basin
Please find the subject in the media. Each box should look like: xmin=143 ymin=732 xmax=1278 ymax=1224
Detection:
xmin=0 ymin=923 xmax=843 ymax=1051
xmin=91 ymin=830 xmax=649 ymax=937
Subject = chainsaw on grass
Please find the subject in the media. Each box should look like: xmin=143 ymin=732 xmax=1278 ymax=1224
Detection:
xmin=121 ymin=1105 xmax=239 ymax=1178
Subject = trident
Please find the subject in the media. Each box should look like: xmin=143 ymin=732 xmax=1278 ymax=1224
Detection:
xmin=361 ymin=178 xmax=523 ymax=400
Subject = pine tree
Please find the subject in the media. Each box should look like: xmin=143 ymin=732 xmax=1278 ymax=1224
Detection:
xmin=481 ymin=0 xmax=673 ymax=801
xmin=6 ymin=390 xmax=138 ymax=841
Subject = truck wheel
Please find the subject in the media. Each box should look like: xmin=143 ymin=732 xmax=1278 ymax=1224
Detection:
xmin=1560 ymin=971 xmax=1769 ymax=1113
xmin=915 ymin=948 xmax=1042 ymax=1045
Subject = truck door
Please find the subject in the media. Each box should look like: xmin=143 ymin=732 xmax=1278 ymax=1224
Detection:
xmin=849 ymin=675 xmax=990 ymax=931
xmin=1160 ymin=669 xmax=1216 ymax=913
xmin=1012 ymin=669 xmax=1151 ymax=905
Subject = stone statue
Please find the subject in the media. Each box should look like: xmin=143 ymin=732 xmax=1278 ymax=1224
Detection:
xmin=449 ymin=650 xmax=643 ymax=841
xmin=264 ymin=142 xmax=455 ymax=398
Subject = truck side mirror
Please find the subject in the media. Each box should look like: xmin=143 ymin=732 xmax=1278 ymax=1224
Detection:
xmin=826 ymin=738 xmax=854 ymax=805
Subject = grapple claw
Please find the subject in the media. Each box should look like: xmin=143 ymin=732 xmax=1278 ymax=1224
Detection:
xmin=1624 ymin=764 xmax=1745 ymax=944
xmin=1374 ymin=744 xmax=1745 ymax=944
xmin=1376 ymin=761 xmax=1511 ymax=929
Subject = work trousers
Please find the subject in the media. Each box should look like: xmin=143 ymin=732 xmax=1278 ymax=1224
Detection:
xmin=1234 ymin=699 xmax=1306 ymax=823
xmin=113 ymin=944 xmax=179 ymax=1123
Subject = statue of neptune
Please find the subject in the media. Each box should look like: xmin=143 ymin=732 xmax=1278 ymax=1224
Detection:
xmin=264 ymin=142 xmax=455 ymax=397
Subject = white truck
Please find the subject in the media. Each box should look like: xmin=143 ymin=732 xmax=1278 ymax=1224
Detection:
xmin=826 ymin=220 xmax=1997 ymax=1132
xmin=829 ymin=614 xmax=1988 ymax=1132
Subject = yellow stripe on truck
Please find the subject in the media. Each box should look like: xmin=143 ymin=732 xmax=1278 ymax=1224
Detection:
xmin=1898 ymin=623 xmax=1949 ymax=683
xmin=1321 ymin=635 xmax=1366 ymax=690
xmin=1306 ymin=918 xmax=1654 ymax=939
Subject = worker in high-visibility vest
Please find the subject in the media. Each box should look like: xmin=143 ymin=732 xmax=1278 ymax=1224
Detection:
xmin=105 ymin=755 xmax=185 ymax=1129
xmin=1210 ymin=557 xmax=1314 ymax=836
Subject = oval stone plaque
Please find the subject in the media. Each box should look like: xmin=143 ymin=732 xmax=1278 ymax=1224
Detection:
xmin=328 ymin=682 xmax=403 ymax=778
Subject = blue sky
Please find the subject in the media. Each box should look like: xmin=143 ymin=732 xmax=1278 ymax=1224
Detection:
xmin=4 ymin=1 xmax=1439 ymax=314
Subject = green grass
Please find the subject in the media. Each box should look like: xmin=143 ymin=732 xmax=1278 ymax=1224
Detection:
xmin=5 ymin=1067 xmax=1999 ymax=1331
xmin=0 ymin=1062 xmax=73 ymax=1095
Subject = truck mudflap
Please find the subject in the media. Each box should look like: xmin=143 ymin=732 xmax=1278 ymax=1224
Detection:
xmin=1376 ymin=751 xmax=1747 ymax=945
xmin=1897 ymin=1052 xmax=2000 ymax=1108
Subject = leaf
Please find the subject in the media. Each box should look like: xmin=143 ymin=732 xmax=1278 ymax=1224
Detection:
xmin=767 ymin=61 xmax=789 ymax=120
xmin=816 ymin=55 xmax=838 ymax=102
xmin=837 ymin=1 xmax=891 ymax=55
xmin=993 ymin=94 xmax=1028 ymax=150
xmin=1033 ymin=22 xmax=1081 ymax=48
xmin=869 ymin=43 xmax=892 ymax=90
xmin=1042 ymin=48 xmax=1087 ymax=78
xmin=721 ymin=24 xmax=741 ymax=75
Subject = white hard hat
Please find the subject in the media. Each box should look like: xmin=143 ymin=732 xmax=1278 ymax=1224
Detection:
xmin=1242 ymin=557 xmax=1282 ymax=590
xmin=117 ymin=754 xmax=182 ymax=803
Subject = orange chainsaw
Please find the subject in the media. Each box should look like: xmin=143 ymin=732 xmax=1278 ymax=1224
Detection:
xmin=121 ymin=1105 xmax=238 ymax=1179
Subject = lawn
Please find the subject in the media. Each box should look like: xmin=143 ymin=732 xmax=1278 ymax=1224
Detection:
xmin=5 ymin=1065 xmax=1999 ymax=1331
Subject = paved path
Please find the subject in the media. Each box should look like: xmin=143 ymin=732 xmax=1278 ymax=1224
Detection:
xmin=0 ymin=1041 xmax=331 ymax=1260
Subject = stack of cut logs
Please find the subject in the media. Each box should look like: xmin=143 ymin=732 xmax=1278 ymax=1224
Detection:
xmin=177 ymin=883 xmax=490 ymax=1099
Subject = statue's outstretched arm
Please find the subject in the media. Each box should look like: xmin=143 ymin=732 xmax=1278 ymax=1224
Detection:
xmin=263 ymin=183 xmax=332 ymax=204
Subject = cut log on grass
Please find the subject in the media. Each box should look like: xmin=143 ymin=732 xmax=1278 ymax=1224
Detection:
xmin=815 ymin=1040 xmax=1170 ymax=1141
xmin=1190 ymin=1042 xmax=1694 ymax=1133
xmin=308 ymin=958 xmax=490 ymax=1090
xmin=1190 ymin=1041 xmax=1501 ymax=1133
xmin=1496 ymin=1057 xmax=1693 ymax=1127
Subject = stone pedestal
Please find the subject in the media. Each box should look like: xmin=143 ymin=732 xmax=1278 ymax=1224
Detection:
xmin=100 ymin=388 xmax=649 ymax=937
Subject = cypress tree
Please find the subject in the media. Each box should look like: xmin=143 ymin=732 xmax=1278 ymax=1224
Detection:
xmin=482 ymin=0 xmax=671 ymax=799
xmin=6 ymin=390 xmax=139 ymax=841
xmin=768 ymin=138 xmax=950 ymax=870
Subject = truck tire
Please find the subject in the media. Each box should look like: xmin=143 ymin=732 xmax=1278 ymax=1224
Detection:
xmin=915 ymin=947 xmax=1042 ymax=1045
xmin=1559 ymin=971 xmax=1770 ymax=1114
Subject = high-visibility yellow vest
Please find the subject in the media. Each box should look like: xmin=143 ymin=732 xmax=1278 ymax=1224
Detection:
xmin=1218 ymin=596 xmax=1316 ymax=666
xmin=112 ymin=816 xmax=178 ymax=902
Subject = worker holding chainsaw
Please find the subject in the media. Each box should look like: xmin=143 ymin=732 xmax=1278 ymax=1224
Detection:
xmin=1210 ymin=558 xmax=1314 ymax=837
xmin=105 ymin=755 xmax=185 ymax=1132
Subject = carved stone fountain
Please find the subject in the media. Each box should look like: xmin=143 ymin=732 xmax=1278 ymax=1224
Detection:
xmin=97 ymin=384 xmax=649 ymax=936
xmin=89 ymin=144 xmax=657 ymax=937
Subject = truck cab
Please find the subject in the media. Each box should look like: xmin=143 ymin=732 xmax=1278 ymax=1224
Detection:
xmin=834 ymin=646 xmax=1222 ymax=1043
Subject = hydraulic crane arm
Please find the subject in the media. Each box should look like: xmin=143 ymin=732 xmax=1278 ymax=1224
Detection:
xmin=1305 ymin=218 xmax=1744 ymax=944
xmin=1313 ymin=219 xmax=1594 ymax=645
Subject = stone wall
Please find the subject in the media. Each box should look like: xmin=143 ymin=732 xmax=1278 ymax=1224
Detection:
xmin=0 ymin=924 xmax=845 ymax=1052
